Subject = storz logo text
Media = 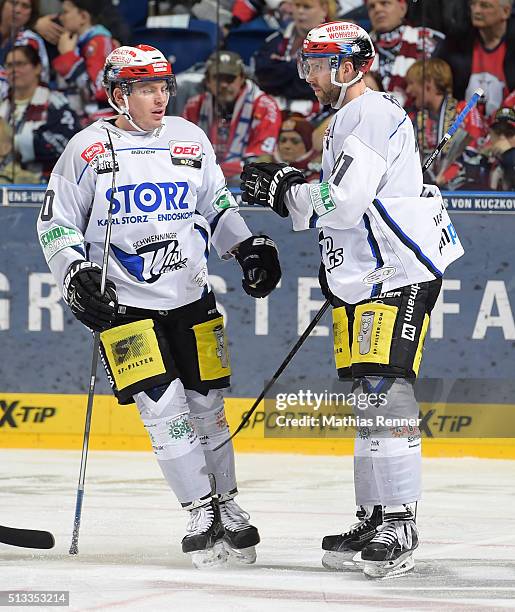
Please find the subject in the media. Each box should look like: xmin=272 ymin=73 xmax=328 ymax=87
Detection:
xmin=105 ymin=182 xmax=190 ymax=214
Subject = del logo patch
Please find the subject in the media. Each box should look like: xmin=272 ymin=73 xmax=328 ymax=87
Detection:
xmin=169 ymin=141 xmax=203 ymax=169
xmin=81 ymin=141 xmax=105 ymax=163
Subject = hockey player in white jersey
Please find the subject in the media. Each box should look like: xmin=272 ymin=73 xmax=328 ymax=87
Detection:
xmin=37 ymin=45 xmax=282 ymax=568
xmin=240 ymin=22 xmax=464 ymax=578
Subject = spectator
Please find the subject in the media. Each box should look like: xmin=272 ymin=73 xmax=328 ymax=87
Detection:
xmin=405 ymin=58 xmax=488 ymax=188
xmin=34 ymin=8 xmax=64 ymax=48
xmin=0 ymin=0 xmax=50 ymax=81
xmin=183 ymin=51 xmax=281 ymax=184
xmin=52 ymin=0 xmax=114 ymax=121
xmin=366 ymin=0 xmax=445 ymax=106
xmin=338 ymin=0 xmax=365 ymax=16
xmin=363 ymin=69 xmax=382 ymax=90
xmin=502 ymin=90 xmax=515 ymax=108
xmin=487 ymin=106 xmax=515 ymax=189
xmin=435 ymin=0 xmax=515 ymax=117
xmin=231 ymin=0 xmax=291 ymax=29
xmin=0 ymin=45 xmax=80 ymax=178
xmin=0 ymin=60 xmax=6 ymax=97
xmin=0 ymin=116 xmax=41 ymax=181
xmin=406 ymin=0 xmax=471 ymax=38
xmin=272 ymin=114 xmax=321 ymax=181
xmin=253 ymin=0 xmax=337 ymax=116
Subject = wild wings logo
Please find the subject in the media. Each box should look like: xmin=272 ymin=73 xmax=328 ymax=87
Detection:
xmin=112 ymin=237 xmax=188 ymax=284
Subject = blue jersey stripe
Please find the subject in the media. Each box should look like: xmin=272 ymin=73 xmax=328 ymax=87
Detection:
xmin=373 ymin=199 xmax=442 ymax=277
xmin=389 ymin=115 xmax=407 ymax=140
xmin=363 ymin=213 xmax=384 ymax=297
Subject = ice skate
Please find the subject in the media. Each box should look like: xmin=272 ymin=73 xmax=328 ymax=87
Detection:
xmin=182 ymin=496 xmax=227 ymax=569
xmin=361 ymin=506 xmax=418 ymax=579
xmin=322 ymin=505 xmax=382 ymax=570
xmin=219 ymin=490 xmax=260 ymax=564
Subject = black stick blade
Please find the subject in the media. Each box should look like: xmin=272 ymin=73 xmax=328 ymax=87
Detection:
xmin=0 ymin=525 xmax=55 ymax=549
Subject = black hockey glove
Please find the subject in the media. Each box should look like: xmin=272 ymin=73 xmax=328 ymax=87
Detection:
xmin=235 ymin=235 xmax=281 ymax=298
xmin=240 ymin=162 xmax=307 ymax=217
xmin=63 ymin=261 xmax=118 ymax=332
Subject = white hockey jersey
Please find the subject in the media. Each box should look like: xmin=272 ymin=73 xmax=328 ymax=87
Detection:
xmin=37 ymin=117 xmax=252 ymax=309
xmin=285 ymin=88 xmax=464 ymax=304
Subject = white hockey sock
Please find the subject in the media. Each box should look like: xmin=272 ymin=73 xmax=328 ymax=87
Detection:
xmin=353 ymin=378 xmax=421 ymax=506
xmin=135 ymin=379 xmax=211 ymax=504
xmin=187 ymin=388 xmax=237 ymax=495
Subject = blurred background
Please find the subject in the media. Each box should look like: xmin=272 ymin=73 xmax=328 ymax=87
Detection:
xmin=0 ymin=0 xmax=512 ymax=190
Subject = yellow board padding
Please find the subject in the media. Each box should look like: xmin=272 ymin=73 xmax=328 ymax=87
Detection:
xmin=192 ymin=315 xmax=231 ymax=380
xmin=100 ymin=319 xmax=165 ymax=390
xmin=332 ymin=306 xmax=351 ymax=370
xmin=413 ymin=313 xmax=430 ymax=376
xmin=2 ymin=392 xmax=515 ymax=459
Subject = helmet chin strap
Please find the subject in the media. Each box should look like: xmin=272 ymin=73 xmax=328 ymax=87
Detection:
xmin=107 ymin=92 xmax=163 ymax=134
xmin=330 ymin=69 xmax=363 ymax=110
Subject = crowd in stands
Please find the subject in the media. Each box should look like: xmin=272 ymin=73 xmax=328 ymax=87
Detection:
xmin=0 ymin=0 xmax=512 ymax=189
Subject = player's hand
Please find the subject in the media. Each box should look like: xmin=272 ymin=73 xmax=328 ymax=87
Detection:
xmin=240 ymin=162 xmax=306 ymax=218
xmin=235 ymin=235 xmax=281 ymax=298
xmin=63 ymin=261 xmax=118 ymax=332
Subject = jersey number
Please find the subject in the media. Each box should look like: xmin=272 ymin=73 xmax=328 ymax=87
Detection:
xmin=40 ymin=190 xmax=55 ymax=222
xmin=382 ymin=93 xmax=402 ymax=110
xmin=332 ymin=154 xmax=354 ymax=187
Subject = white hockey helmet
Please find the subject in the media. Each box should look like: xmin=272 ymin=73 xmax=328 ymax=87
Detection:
xmin=297 ymin=21 xmax=375 ymax=109
xmin=102 ymin=45 xmax=176 ymax=131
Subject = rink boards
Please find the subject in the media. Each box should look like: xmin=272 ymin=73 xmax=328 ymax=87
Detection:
xmin=1 ymin=190 xmax=514 ymax=457
xmin=1 ymin=391 xmax=515 ymax=459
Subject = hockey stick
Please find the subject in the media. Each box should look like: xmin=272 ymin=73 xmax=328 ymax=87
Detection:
xmin=69 ymin=128 xmax=118 ymax=555
xmin=214 ymin=300 xmax=331 ymax=449
xmin=215 ymin=88 xmax=484 ymax=452
xmin=0 ymin=524 xmax=54 ymax=549
xmin=421 ymin=88 xmax=483 ymax=172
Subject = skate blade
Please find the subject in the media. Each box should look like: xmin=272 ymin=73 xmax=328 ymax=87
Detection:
xmin=322 ymin=551 xmax=364 ymax=571
xmin=224 ymin=542 xmax=257 ymax=564
xmin=363 ymin=551 xmax=415 ymax=579
xmin=189 ymin=541 xmax=228 ymax=569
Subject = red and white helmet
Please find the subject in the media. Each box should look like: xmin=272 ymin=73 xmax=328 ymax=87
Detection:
xmin=103 ymin=45 xmax=176 ymax=130
xmin=297 ymin=22 xmax=375 ymax=108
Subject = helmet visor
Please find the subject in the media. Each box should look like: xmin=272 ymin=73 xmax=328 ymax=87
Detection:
xmin=297 ymin=52 xmax=337 ymax=80
xmin=129 ymin=76 xmax=177 ymax=97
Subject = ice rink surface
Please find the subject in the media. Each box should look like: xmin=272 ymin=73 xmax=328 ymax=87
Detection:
xmin=1 ymin=449 xmax=515 ymax=611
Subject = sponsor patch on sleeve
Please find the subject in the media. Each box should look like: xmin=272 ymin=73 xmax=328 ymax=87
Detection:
xmin=213 ymin=186 xmax=238 ymax=213
xmin=309 ymin=182 xmax=336 ymax=216
xmin=39 ymin=225 xmax=83 ymax=262
xmin=169 ymin=141 xmax=203 ymax=169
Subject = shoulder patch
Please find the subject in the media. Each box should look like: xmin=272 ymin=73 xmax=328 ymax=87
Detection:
xmin=81 ymin=141 xmax=105 ymax=163
xmin=169 ymin=141 xmax=203 ymax=169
